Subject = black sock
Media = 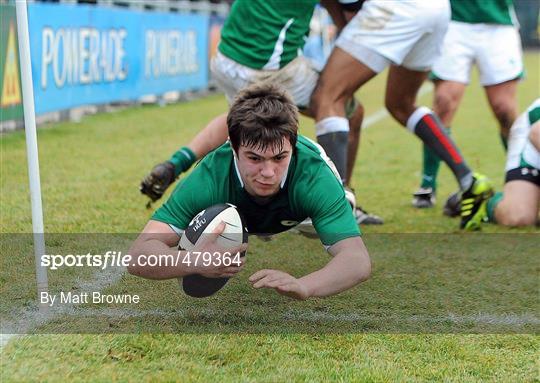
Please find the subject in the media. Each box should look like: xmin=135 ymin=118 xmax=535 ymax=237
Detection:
xmin=408 ymin=107 xmax=472 ymax=191
xmin=317 ymin=131 xmax=348 ymax=181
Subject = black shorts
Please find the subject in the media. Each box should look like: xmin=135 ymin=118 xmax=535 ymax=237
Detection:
xmin=505 ymin=166 xmax=540 ymax=187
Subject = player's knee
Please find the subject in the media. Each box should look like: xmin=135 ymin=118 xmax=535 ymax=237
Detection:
xmin=384 ymin=98 xmax=409 ymax=126
xmin=433 ymin=92 xmax=456 ymax=120
xmin=491 ymin=100 xmax=516 ymax=129
xmin=498 ymin=210 xmax=536 ymax=227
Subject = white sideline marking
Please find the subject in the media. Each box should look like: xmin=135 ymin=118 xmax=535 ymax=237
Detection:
xmin=282 ymin=310 xmax=540 ymax=326
xmin=0 ymin=83 xmax=436 ymax=350
xmin=361 ymin=83 xmax=433 ymax=129
xmin=5 ymin=307 xmax=537 ymax=327
xmin=0 ymin=265 xmax=125 ymax=351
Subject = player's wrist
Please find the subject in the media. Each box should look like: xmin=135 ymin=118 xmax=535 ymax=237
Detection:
xmin=297 ymin=278 xmax=313 ymax=299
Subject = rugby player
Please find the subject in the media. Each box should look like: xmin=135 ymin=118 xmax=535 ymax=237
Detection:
xmin=310 ymin=0 xmax=494 ymax=230
xmin=470 ymin=99 xmax=539 ymax=227
xmin=413 ymin=0 xmax=523 ymax=208
xmin=140 ymin=0 xmax=383 ymax=225
xmin=129 ymin=83 xmax=372 ymax=300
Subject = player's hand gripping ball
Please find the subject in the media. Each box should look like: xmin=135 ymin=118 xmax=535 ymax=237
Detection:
xmin=179 ymin=203 xmax=248 ymax=298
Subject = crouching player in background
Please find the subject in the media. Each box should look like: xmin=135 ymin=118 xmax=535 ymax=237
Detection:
xmin=129 ymin=84 xmax=371 ymax=300
xmin=475 ymin=99 xmax=540 ymax=227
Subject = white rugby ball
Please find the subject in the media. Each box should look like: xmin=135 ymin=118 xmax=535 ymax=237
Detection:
xmin=179 ymin=203 xmax=248 ymax=298
xmin=179 ymin=203 xmax=248 ymax=251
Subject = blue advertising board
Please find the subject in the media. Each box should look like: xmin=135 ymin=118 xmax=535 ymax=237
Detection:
xmin=28 ymin=3 xmax=209 ymax=114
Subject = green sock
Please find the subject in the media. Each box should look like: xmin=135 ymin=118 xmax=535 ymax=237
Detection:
xmin=420 ymin=127 xmax=450 ymax=190
xmin=499 ymin=133 xmax=508 ymax=151
xmin=169 ymin=146 xmax=197 ymax=177
xmin=486 ymin=191 xmax=504 ymax=223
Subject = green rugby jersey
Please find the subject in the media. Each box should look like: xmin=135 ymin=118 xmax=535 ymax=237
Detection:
xmin=152 ymin=136 xmax=361 ymax=246
xmin=527 ymin=99 xmax=540 ymax=126
xmin=218 ymin=0 xmax=318 ymax=70
xmin=451 ymin=0 xmax=516 ymax=25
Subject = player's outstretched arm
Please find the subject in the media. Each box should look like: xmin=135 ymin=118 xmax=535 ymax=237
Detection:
xmin=249 ymin=236 xmax=370 ymax=300
xmin=128 ymin=220 xmax=245 ymax=280
xmin=300 ymin=236 xmax=371 ymax=297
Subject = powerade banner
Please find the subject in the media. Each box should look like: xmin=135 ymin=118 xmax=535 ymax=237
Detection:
xmin=0 ymin=4 xmax=24 ymax=122
xmin=28 ymin=3 xmax=209 ymax=114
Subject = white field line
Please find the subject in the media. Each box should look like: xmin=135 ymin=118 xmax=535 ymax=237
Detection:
xmin=1 ymin=264 xmax=125 ymax=350
xmin=8 ymin=307 xmax=537 ymax=328
xmin=0 ymin=83 xmax=435 ymax=350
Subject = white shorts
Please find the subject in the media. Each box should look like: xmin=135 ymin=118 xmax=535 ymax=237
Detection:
xmin=431 ymin=21 xmax=524 ymax=86
xmin=336 ymin=0 xmax=450 ymax=73
xmin=210 ymin=51 xmax=319 ymax=109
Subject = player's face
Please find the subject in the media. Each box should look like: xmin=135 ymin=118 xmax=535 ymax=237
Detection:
xmin=236 ymin=139 xmax=293 ymax=198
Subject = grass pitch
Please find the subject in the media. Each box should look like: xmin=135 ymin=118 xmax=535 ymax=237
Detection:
xmin=1 ymin=52 xmax=539 ymax=381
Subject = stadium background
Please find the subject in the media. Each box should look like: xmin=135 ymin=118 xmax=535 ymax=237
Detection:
xmin=1 ymin=0 xmax=539 ymax=381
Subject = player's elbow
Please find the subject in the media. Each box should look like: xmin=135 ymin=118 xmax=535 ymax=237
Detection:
xmin=353 ymin=249 xmax=372 ymax=283
xmin=126 ymin=251 xmax=143 ymax=277
xmin=126 ymin=242 xmax=149 ymax=277
xmin=359 ymin=256 xmax=372 ymax=283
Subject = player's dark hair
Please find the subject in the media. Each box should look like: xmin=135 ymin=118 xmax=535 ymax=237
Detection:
xmin=227 ymin=83 xmax=298 ymax=153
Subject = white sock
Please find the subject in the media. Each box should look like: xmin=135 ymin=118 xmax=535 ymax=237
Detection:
xmin=315 ymin=116 xmax=349 ymax=136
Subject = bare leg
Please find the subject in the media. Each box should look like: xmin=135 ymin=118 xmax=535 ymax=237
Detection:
xmin=310 ymin=48 xmax=382 ymax=224
xmin=495 ymin=181 xmax=540 ymax=226
xmin=384 ymin=65 xmax=428 ymax=125
xmin=432 ymin=80 xmax=467 ymax=126
xmin=311 ymin=47 xmax=377 ymax=121
xmin=484 ymin=79 xmax=519 ymax=142
xmin=385 ymin=65 xmax=474 ymax=193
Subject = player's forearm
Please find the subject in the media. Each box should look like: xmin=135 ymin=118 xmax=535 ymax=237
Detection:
xmin=127 ymin=240 xmax=193 ymax=279
xmin=299 ymin=249 xmax=371 ymax=298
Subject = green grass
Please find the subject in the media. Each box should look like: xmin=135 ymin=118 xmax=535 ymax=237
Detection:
xmin=1 ymin=52 xmax=539 ymax=381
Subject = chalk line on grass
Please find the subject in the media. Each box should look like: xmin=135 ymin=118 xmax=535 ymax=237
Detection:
xmin=7 ymin=307 xmax=536 ymax=329
xmin=1 ymin=264 xmax=125 ymax=350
